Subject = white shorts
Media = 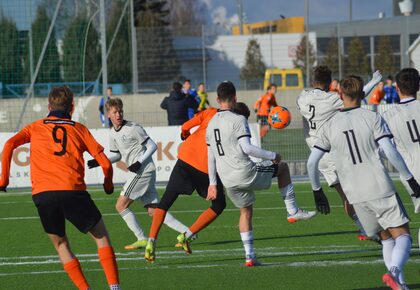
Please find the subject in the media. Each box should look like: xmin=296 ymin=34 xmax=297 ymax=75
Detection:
xmin=227 ymin=161 xmax=276 ymax=208
xmin=306 ymin=137 xmax=339 ymax=187
xmin=353 ymin=194 xmax=410 ymax=237
xmin=120 ymin=170 xmax=159 ymax=206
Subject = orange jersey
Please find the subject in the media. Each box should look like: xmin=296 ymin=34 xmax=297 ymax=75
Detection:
xmin=1 ymin=112 xmax=104 ymax=195
xmin=369 ymin=88 xmax=385 ymax=105
xmin=178 ymin=108 xmax=217 ymax=173
xmin=254 ymin=92 xmax=278 ymax=116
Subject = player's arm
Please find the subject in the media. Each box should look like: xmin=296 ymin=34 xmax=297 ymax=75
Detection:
xmin=307 ymin=147 xmax=330 ymax=214
xmin=0 ymin=129 xmax=30 ymax=190
xmin=378 ymin=137 xmax=420 ymax=197
xmin=88 ymin=150 xmax=121 ymax=168
xmin=254 ymin=97 xmax=261 ymax=113
xmin=238 ymin=136 xmax=277 ymax=161
xmin=207 ymin=146 xmax=218 ymax=200
xmin=181 ymin=112 xmax=203 ymax=140
xmin=127 ymin=137 xmax=157 ymax=173
xmin=363 ymin=70 xmax=382 ymax=96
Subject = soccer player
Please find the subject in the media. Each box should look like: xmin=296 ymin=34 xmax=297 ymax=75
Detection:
xmin=382 ymin=68 xmax=420 ymax=247
xmin=297 ymin=65 xmax=382 ymax=240
xmin=254 ymin=83 xmax=278 ymax=138
xmin=88 ymin=97 xmax=189 ymax=250
xmin=207 ymin=81 xmax=316 ymax=267
xmin=144 ymin=104 xmax=226 ymax=262
xmin=307 ymin=76 xmax=420 ymax=290
xmin=0 ymin=87 xmax=120 ymax=290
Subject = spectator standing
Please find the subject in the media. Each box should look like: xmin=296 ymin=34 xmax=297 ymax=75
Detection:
xmin=183 ymin=79 xmax=200 ymax=119
xmin=384 ymin=76 xmax=400 ymax=104
xmin=161 ymin=82 xmax=198 ymax=126
xmin=197 ymin=83 xmax=210 ymax=111
xmin=99 ymin=86 xmax=113 ymax=127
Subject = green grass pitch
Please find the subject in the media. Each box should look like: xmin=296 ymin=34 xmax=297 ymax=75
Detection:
xmin=0 ymin=181 xmax=420 ymax=289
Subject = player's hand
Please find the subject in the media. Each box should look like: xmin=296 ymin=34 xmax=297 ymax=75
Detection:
xmin=372 ymin=70 xmax=382 ymax=83
xmin=313 ymin=188 xmax=330 ymax=214
xmin=103 ymin=179 xmax=114 ymax=195
xmin=127 ymin=161 xmax=142 ymax=173
xmin=87 ymin=159 xmax=99 ymax=169
xmin=407 ymin=177 xmax=420 ymax=198
xmin=181 ymin=132 xmax=190 ymax=141
xmin=272 ymin=153 xmax=281 ymax=164
xmin=207 ymin=185 xmax=217 ymax=201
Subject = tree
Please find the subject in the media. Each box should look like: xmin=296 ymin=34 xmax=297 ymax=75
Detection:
xmin=293 ymin=35 xmax=316 ymax=81
xmin=375 ymin=35 xmax=396 ymax=77
xmin=107 ymin=2 xmax=131 ymax=83
xmin=323 ymin=37 xmax=339 ymax=76
xmin=240 ymin=39 xmax=266 ymax=81
xmin=134 ymin=0 xmax=181 ymax=83
xmin=0 ymin=15 xmax=22 ymax=89
xmin=24 ymin=7 xmax=61 ymax=83
xmin=168 ymin=0 xmax=206 ymax=36
xmin=346 ymin=37 xmax=369 ymax=76
xmin=62 ymin=15 xmax=100 ymax=82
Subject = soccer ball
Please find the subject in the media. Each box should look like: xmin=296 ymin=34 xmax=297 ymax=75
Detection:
xmin=268 ymin=106 xmax=291 ymax=129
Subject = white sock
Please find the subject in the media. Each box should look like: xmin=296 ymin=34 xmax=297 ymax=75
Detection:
xmin=280 ymin=183 xmax=298 ymax=215
xmin=381 ymin=238 xmax=395 ymax=270
xmin=390 ymin=234 xmax=411 ymax=284
xmin=240 ymin=231 xmax=255 ymax=260
xmin=120 ymin=208 xmax=146 ymax=240
xmin=185 ymin=229 xmax=194 ymax=239
xmin=163 ymin=212 xmax=189 ymax=233
xmin=109 ymin=284 xmax=120 ymax=290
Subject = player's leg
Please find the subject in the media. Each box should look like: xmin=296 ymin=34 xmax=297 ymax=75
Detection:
xmin=146 ymin=203 xmax=188 ymax=234
xmin=275 ymin=162 xmax=316 ymax=222
xmin=239 ymin=205 xmax=258 ymax=266
xmin=115 ymin=195 xmax=147 ymax=249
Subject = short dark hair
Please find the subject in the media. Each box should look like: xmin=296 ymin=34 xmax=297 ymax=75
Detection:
xmin=387 ymin=75 xmax=393 ymax=81
xmin=340 ymin=75 xmax=364 ymax=99
xmin=267 ymin=83 xmax=277 ymax=91
xmin=313 ymin=66 xmax=332 ymax=86
xmin=184 ymin=79 xmax=191 ymax=84
xmin=172 ymin=82 xmax=182 ymax=92
xmin=48 ymin=86 xmax=73 ymax=113
xmin=217 ymin=81 xmax=236 ymax=102
xmin=396 ymin=68 xmax=420 ymax=96
xmin=107 ymin=86 xmax=113 ymax=90
xmin=233 ymin=102 xmax=250 ymax=120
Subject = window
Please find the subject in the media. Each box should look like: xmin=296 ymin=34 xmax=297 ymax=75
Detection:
xmin=286 ymin=74 xmax=299 ymax=86
xmin=270 ymin=74 xmax=282 ymax=86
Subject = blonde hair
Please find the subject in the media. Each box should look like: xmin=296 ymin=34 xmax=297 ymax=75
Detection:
xmin=105 ymin=97 xmax=123 ymax=112
xmin=48 ymin=86 xmax=73 ymax=112
xmin=340 ymin=76 xmax=364 ymax=99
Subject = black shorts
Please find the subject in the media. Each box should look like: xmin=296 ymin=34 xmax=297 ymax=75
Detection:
xmin=166 ymin=159 xmax=224 ymax=199
xmin=257 ymin=115 xmax=269 ymax=126
xmin=32 ymin=190 xmax=102 ymax=237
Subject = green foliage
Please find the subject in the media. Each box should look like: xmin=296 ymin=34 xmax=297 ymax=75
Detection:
xmin=107 ymin=2 xmax=131 ymax=83
xmin=375 ymin=35 xmax=396 ymax=77
xmin=346 ymin=37 xmax=369 ymax=76
xmin=62 ymin=16 xmax=100 ymax=82
xmin=240 ymin=39 xmax=266 ymax=81
xmin=323 ymin=37 xmax=339 ymax=76
xmin=293 ymin=35 xmax=316 ymax=80
xmin=135 ymin=0 xmax=181 ymax=82
xmin=24 ymin=7 xmax=61 ymax=83
xmin=0 ymin=16 xmax=22 ymax=87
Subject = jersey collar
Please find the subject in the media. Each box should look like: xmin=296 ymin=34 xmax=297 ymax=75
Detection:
xmin=47 ymin=110 xmax=71 ymax=119
xmin=340 ymin=106 xmax=360 ymax=112
xmin=399 ymin=97 xmax=416 ymax=104
xmin=114 ymin=120 xmax=127 ymax=132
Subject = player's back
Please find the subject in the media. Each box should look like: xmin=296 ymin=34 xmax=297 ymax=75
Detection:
xmin=206 ymin=110 xmax=255 ymax=188
xmin=382 ymin=99 xmax=420 ymax=178
xmin=317 ymin=107 xmax=395 ymax=203
xmin=297 ymin=89 xmax=343 ymax=142
xmin=27 ymin=115 xmax=103 ymax=194
xmin=178 ymin=108 xmax=217 ymax=173
xmin=256 ymin=93 xmax=276 ymax=116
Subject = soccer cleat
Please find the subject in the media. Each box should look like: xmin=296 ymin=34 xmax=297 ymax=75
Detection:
xmin=287 ymin=208 xmax=316 ymax=223
xmin=124 ymin=239 xmax=148 ymax=250
xmin=382 ymin=273 xmax=404 ymax=290
xmin=176 ymin=233 xmax=192 ymax=254
xmin=244 ymin=255 xmax=262 ymax=267
xmin=175 ymin=233 xmax=197 ymax=247
xmin=144 ymin=240 xmax=156 ymax=262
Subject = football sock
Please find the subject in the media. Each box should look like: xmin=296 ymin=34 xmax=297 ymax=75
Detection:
xmin=163 ymin=212 xmax=189 ymax=233
xmin=149 ymin=208 xmax=167 ymax=239
xmin=240 ymin=231 xmax=255 ymax=260
xmin=98 ymin=246 xmax=119 ymax=287
xmin=188 ymin=208 xmax=218 ymax=237
xmin=280 ymin=183 xmax=298 ymax=215
xmin=391 ymin=234 xmax=411 ymax=284
xmin=119 ymin=208 xmax=146 ymax=240
xmin=381 ymin=237 xmax=395 ymax=270
xmin=185 ymin=229 xmax=194 ymax=239
xmin=63 ymin=258 xmax=90 ymax=290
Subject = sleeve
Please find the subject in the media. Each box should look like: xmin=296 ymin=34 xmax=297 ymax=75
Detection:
xmin=108 ymin=151 xmax=122 ymax=163
xmin=187 ymin=95 xmax=199 ymax=110
xmin=331 ymin=93 xmax=344 ymax=110
xmin=313 ymin=125 xmax=331 ymax=153
xmin=208 ymin=146 xmax=217 ymax=185
xmin=181 ymin=111 xmax=203 ymax=136
xmin=307 ymin=147 xmax=326 ymax=190
xmin=137 ymin=138 xmax=157 ymax=164
xmin=254 ymin=96 xmax=262 ymax=110
xmin=372 ymin=114 xmax=393 ymax=142
xmin=109 ymin=134 xmax=119 ymax=153
xmin=272 ymin=96 xmax=278 ymax=107
xmin=233 ymin=117 xmax=252 ymax=140
xmin=199 ymin=94 xmax=207 ymax=110
xmin=160 ymin=97 xmax=168 ymax=110
xmin=83 ymin=127 xmax=104 ymax=157
xmin=133 ymin=125 xmax=149 ymax=145
xmin=238 ymin=136 xmax=276 ymax=160
xmin=0 ymin=127 xmax=31 ymax=187
xmin=378 ymin=137 xmax=412 ymax=180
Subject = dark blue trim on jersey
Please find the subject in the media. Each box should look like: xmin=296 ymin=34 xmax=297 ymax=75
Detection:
xmin=237 ymin=134 xmax=251 ymax=140
xmin=110 ymin=150 xmax=120 ymax=153
xmin=141 ymin=137 xmax=150 ymax=145
xmin=114 ymin=120 xmax=127 ymax=132
xmin=399 ymin=98 xmax=416 ymax=104
xmin=207 ymin=143 xmax=210 ymax=146
xmin=340 ymin=106 xmax=360 ymax=112
xmin=375 ymin=134 xmax=393 ymax=142
xmin=314 ymin=145 xmax=330 ymax=153
xmin=48 ymin=110 xmax=71 ymax=119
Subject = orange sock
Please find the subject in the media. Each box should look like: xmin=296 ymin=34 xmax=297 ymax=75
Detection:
xmin=98 ymin=246 xmax=119 ymax=286
xmin=149 ymin=208 xmax=167 ymax=239
xmin=63 ymin=258 xmax=90 ymax=290
xmin=189 ymin=208 xmax=218 ymax=234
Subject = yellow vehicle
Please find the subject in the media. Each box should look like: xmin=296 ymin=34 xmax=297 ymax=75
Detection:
xmin=263 ymin=68 xmax=304 ymax=90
